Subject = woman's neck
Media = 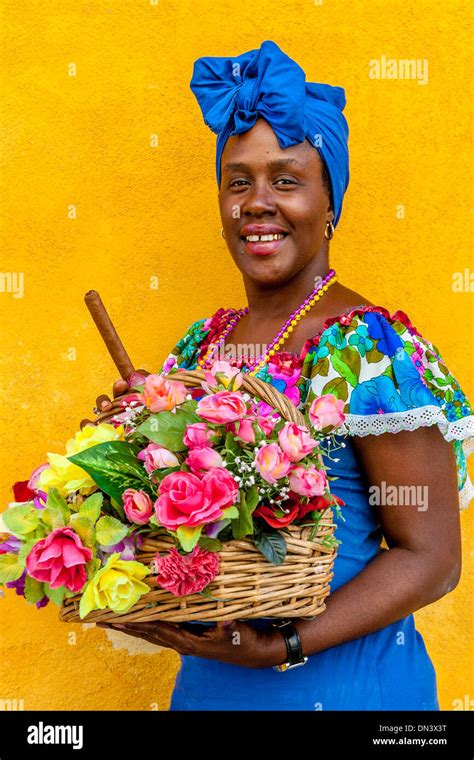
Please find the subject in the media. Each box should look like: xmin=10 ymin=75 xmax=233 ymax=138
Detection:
xmin=242 ymin=257 xmax=331 ymax=321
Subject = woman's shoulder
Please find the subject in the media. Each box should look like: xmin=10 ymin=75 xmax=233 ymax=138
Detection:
xmin=302 ymin=301 xmax=474 ymax=510
xmin=303 ymin=300 xmax=466 ymax=414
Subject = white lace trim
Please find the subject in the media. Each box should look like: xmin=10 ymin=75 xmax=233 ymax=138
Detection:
xmin=339 ymin=406 xmax=474 ymax=441
xmin=336 ymin=407 xmax=474 ymax=512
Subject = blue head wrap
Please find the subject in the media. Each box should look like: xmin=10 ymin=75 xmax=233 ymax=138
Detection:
xmin=190 ymin=40 xmax=350 ymax=227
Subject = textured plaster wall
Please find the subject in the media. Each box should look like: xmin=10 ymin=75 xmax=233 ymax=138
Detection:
xmin=0 ymin=0 xmax=472 ymax=711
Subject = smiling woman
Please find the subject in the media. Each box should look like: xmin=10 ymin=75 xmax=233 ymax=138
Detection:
xmin=94 ymin=40 xmax=474 ymax=711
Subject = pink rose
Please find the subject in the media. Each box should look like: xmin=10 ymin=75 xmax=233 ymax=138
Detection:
xmin=257 ymin=413 xmax=280 ymax=435
xmin=288 ymin=464 xmax=327 ymax=497
xmin=308 ymin=394 xmax=346 ymax=431
xmin=278 ymin=422 xmax=319 ymax=462
xmin=155 ymin=468 xmax=238 ymax=530
xmin=202 ymin=468 xmax=239 ymax=511
xmin=123 ymin=488 xmax=153 ymax=525
xmin=203 ymin=360 xmax=243 ymax=391
xmin=183 ymin=422 xmax=215 ymax=449
xmin=185 ymin=447 xmax=223 ymax=474
xmin=154 ymin=546 xmax=220 ymax=596
xmin=255 ymin=443 xmax=292 ymax=484
xmin=138 ymin=443 xmax=179 ymax=474
xmin=137 ymin=373 xmax=188 ymax=413
xmin=196 ymin=390 xmax=248 ymax=424
xmin=26 ymin=527 xmax=93 ymax=592
xmin=226 ymin=417 xmax=256 ymax=444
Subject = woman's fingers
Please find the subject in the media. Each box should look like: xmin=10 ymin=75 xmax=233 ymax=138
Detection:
xmin=95 ymin=393 xmax=112 ymax=410
xmin=112 ymin=379 xmax=129 ymax=398
xmin=80 ymin=418 xmax=95 ymax=430
xmin=96 ymin=621 xmax=191 ymax=652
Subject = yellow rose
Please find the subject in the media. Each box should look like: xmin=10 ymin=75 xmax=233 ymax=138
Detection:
xmin=37 ymin=423 xmax=125 ymax=496
xmin=79 ymin=553 xmax=151 ymax=619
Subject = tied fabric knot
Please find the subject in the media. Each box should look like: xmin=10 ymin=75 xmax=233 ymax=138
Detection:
xmin=190 ymin=39 xmax=350 ymax=227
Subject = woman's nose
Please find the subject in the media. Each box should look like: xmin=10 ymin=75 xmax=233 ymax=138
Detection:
xmin=241 ymin=181 xmax=276 ymax=216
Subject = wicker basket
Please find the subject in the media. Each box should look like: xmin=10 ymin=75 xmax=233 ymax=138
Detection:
xmin=59 ymin=369 xmax=338 ymax=624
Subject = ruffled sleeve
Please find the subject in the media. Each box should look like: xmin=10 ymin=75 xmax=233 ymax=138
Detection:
xmin=156 ymin=307 xmax=237 ymax=374
xmin=157 ymin=318 xmax=208 ymax=374
xmin=302 ymin=306 xmax=474 ymax=511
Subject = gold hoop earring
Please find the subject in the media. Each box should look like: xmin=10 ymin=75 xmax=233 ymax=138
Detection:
xmin=221 ymin=228 xmax=226 ymax=239
xmin=324 ymin=221 xmax=335 ymax=240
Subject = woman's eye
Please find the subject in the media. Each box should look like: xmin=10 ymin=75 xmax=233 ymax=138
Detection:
xmin=229 ymin=179 xmax=250 ymax=188
xmin=228 ymin=177 xmax=298 ymax=189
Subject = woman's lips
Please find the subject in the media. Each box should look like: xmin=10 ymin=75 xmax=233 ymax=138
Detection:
xmin=241 ymin=234 xmax=288 ymax=256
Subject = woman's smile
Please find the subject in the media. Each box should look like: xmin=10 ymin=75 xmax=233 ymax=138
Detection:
xmin=240 ymin=223 xmax=289 ymax=256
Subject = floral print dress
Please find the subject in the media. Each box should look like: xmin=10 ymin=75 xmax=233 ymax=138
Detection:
xmin=156 ymin=304 xmax=473 ymax=710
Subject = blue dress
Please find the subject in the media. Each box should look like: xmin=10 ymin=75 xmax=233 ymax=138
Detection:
xmin=158 ymin=304 xmax=473 ymax=711
xmin=169 ymin=434 xmax=439 ymax=711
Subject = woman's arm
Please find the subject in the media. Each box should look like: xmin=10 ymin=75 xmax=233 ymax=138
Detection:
xmin=98 ymin=425 xmax=462 ymax=668
xmin=291 ymin=424 xmax=462 ymax=656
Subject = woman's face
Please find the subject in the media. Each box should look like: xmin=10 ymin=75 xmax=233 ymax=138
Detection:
xmin=218 ymin=118 xmax=334 ymax=286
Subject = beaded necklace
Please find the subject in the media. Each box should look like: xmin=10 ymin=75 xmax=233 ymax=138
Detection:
xmin=197 ymin=269 xmax=337 ymax=376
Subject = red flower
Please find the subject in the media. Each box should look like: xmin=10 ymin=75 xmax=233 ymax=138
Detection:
xmin=12 ymin=480 xmax=36 ymax=502
xmin=254 ymin=491 xmax=345 ymax=528
xmin=154 ymin=546 xmax=220 ymax=596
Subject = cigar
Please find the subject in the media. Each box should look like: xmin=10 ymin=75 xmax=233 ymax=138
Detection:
xmin=84 ymin=290 xmax=135 ymax=380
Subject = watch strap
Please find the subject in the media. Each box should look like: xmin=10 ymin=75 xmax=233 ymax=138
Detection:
xmin=272 ymin=619 xmax=307 ymax=671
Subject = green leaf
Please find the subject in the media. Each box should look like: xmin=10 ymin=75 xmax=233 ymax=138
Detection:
xmin=331 ymin=347 xmax=360 ymax=387
xmin=245 ymin=485 xmax=259 ymax=513
xmin=197 ymin=536 xmax=224 ymax=552
xmin=225 ymin=431 xmax=242 ymax=455
xmin=149 ymin=514 xmax=161 ymax=530
xmin=24 ymin=575 xmax=45 ymax=604
xmin=231 ymin=493 xmax=254 ymax=539
xmin=46 ymin=488 xmax=70 ymax=519
xmin=69 ymin=514 xmax=96 ymax=547
xmin=438 ymin=362 xmax=449 ymax=377
xmin=43 ymin=583 xmax=65 ymax=606
xmin=136 ymin=408 xmax=197 ymax=451
xmin=0 ymin=553 xmax=25 ymax=583
xmin=79 ymin=492 xmax=103 ymax=523
xmin=1 ymin=504 xmax=39 ymax=537
xmin=254 ymin=529 xmax=287 ymax=565
xmin=95 ymin=515 xmax=128 ymax=546
xmin=68 ymin=441 xmax=152 ymax=506
xmin=79 ymin=580 xmax=96 ymax=619
xmin=40 ymin=507 xmax=65 ymax=531
xmin=221 ymin=505 xmax=239 ymax=520
xmin=179 ymin=399 xmax=200 ymax=419
xmin=320 ymin=376 xmax=349 ymax=402
xmin=86 ymin=557 xmax=102 ymax=580
xmin=176 ymin=525 xmax=203 ymax=552
xmin=17 ymin=539 xmax=39 ymax=564
xmin=312 ymin=355 xmax=330 ymax=377
xmin=365 ymin=346 xmax=385 ymax=364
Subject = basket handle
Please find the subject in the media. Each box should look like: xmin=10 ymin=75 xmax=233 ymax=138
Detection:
xmin=94 ymin=368 xmax=306 ymax=427
xmin=84 ymin=290 xmax=135 ymax=380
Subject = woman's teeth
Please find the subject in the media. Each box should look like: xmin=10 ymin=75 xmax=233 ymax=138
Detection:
xmin=243 ymin=233 xmax=286 ymax=242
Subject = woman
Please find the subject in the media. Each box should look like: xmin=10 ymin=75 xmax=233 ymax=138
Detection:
xmin=89 ymin=41 xmax=473 ymax=710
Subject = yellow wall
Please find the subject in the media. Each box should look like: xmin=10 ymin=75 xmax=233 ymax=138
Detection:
xmin=0 ymin=0 xmax=472 ymax=711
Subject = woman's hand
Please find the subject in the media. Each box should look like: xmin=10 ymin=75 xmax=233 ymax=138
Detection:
xmin=80 ymin=369 xmax=150 ymax=429
xmin=96 ymin=620 xmax=287 ymax=669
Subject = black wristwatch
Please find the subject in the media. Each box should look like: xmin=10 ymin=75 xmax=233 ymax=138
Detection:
xmin=271 ymin=618 xmax=308 ymax=672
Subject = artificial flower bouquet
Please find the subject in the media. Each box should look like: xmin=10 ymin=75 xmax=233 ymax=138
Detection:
xmin=0 ymin=360 xmax=346 ymax=623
